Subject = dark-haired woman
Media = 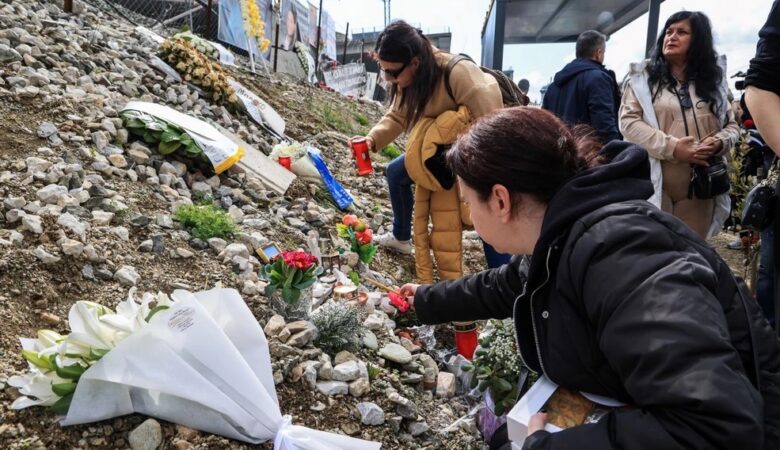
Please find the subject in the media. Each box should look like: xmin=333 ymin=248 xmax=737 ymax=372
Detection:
xmin=620 ymin=11 xmax=739 ymax=238
xmin=352 ymin=20 xmax=510 ymax=269
xmin=398 ymin=107 xmax=780 ymax=449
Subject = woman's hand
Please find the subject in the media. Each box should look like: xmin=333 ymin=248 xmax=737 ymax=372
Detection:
xmin=398 ymin=283 xmax=419 ymax=308
xmin=695 ymin=136 xmax=723 ymax=157
xmin=348 ymin=136 xmax=376 ymax=152
xmin=528 ymin=412 xmax=548 ymax=435
xmin=673 ymin=136 xmax=709 ymax=166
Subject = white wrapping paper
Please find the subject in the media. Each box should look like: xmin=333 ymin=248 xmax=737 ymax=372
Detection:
xmin=61 ymin=288 xmax=380 ymax=449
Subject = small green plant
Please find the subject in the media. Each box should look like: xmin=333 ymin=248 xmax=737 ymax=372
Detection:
xmin=174 ymin=203 xmax=236 ymax=240
xmin=321 ymin=106 xmax=352 ymax=134
xmin=462 ymin=320 xmax=522 ymax=416
xmin=380 ymin=143 xmax=403 ymax=159
xmin=311 ymin=302 xmax=364 ymax=355
xmin=367 ymin=363 xmax=381 ymax=381
xmin=192 ymin=191 xmax=215 ymax=205
xmin=348 ymin=271 xmax=361 ymax=287
xmin=354 ymin=113 xmax=369 ymax=126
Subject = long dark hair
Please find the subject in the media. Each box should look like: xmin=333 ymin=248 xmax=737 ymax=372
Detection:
xmin=648 ymin=11 xmax=723 ymax=115
xmin=375 ymin=20 xmax=440 ymax=129
xmin=446 ymin=108 xmax=602 ymax=206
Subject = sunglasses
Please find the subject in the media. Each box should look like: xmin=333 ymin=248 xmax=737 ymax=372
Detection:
xmin=677 ymin=82 xmax=692 ymax=109
xmin=381 ymin=61 xmax=409 ymax=79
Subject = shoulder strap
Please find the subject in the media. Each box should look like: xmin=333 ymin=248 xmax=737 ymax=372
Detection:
xmin=444 ymin=54 xmax=474 ymax=102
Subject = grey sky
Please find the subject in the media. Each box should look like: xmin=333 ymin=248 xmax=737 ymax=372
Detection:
xmin=326 ymin=0 xmax=772 ymax=103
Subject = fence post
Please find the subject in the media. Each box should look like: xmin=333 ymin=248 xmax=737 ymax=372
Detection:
xmin=64 ymin=0 xmax=73 ymax=13
xmin=342 ymin=22 xmax=349 ymax=64
xmin=273 ymin=13 xmax=280 ymax=72
xmin=206 ymin=0 xmax=213 ymax=39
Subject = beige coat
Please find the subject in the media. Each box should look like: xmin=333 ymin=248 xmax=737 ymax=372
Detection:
xmin=405 ymin=107 xmax=474 ymax=283
xmin=367 ymin=50 xmax=502 ymax=150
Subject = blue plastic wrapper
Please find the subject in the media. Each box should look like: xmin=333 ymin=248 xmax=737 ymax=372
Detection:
xmin=307 ymin=147 xmax=354 ymax=210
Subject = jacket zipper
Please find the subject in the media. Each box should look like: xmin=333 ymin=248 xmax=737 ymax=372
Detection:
xmin=528 ymin=246 xmax=554 ymax=377
xmin=512 ymin=288 xmax=534 ymax=373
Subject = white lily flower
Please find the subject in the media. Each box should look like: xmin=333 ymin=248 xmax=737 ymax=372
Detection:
xmin=8 ymin=369 xmax=67 ymax=409
xmin=68 ymin=301 xmax=120 ymax=350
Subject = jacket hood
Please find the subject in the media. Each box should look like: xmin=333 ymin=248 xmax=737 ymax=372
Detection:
xmin=553 ymin=58 xmax=604 ymax=86
xmin=531 ymin=141 xmax=654 ymax=267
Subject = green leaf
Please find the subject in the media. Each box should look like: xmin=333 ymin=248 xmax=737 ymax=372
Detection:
xmin=282 ymin=286 xmax=301 ymax=305
xmin=265 ymin=284 xmax=277 ymax=297
xmin=145 ymin=305 xmax=170 ymax=322
xmin=478 ymin=379 xmax=490 ymax=392
xmin=294 ymin=277 xmax=316 ymax=290
xmin=358 ymin=244 xmax=377 ymax=264
xmin=22 ymin=350 xmax=53 ymax=371
xmin=123 ymin=117 xmax=145 ymax=129
xmin=51 ymin=382 xmax=77 ymax=397
xmin=461 ymin=363 xmax=473 ymax=372
xmin=53 ymin=360 xmax=86 ymax=381
xmin=470 ymin=374 xmax=479 ymax=389
xmin=160 ymin=130 xmax=182 ymax=143
xmin=142 ymin=131 xmax=158 ymax=144
xmin=158 ymin=140 xmax=182 ymax=155
xmin=88 ymin=348 xmax=110 ymax=361
xmin=494 ymin=402 xmax=506 ymax=416
xmin=49 ymin=392 xmax=73 ymax=415
xmin=493 ymin=377 xmax=512 ymax=393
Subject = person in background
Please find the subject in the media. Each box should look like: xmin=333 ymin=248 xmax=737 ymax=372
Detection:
xmin=517 ymin=78 xmax=530 ymax=96
xmin=542 ymin=30 xmax=621 ymax=143
xmin=745 ymin=0 xmax=780 ymax=329
xmin=398 ymin=106 xmax=780 ymax=450
xmin=746 ymin=0 xmax=780 ymax=156
xmin=350 ymin=20 xmax=510 ymax=269
xmin=620 ymin=11 xmax=739 ymax=238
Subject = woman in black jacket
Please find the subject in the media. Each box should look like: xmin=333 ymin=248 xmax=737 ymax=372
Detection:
xmin=399 ymin=107 xmax=780 ymax=449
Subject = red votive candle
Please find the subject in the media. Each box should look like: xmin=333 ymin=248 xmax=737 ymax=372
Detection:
xmin=350 ymin=138 xmax=373 ymax=176
xmin=453 ymin=321 xmax=478 ymax=360
xmin=278 ymin=156 xmax=292 ymax=171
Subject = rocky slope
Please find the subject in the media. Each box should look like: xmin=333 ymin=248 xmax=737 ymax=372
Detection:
xmin=0 ymin=1 xmax=489 ymax=449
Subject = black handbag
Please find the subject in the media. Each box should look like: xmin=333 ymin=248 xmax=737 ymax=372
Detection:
xmin=690 ymin=156 xmax=730 ymax=199
xmin=742 ymin=159 xmax=778 ymax=230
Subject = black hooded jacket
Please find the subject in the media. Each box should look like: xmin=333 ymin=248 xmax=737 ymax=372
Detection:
xmin=415 ymin=142 xmax=780 ymax=449
xmin=542 ymin=58 xmax=622 ymax=143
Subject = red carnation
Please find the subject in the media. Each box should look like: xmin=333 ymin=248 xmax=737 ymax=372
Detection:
xmin=355 ymin=229 xmax=373 ymax=245
xmin=388 ymin=292 xmax=410 ymax=313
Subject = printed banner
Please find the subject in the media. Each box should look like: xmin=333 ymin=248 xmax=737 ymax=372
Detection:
xmin=322 ymin=63 xmax=368 ymax=97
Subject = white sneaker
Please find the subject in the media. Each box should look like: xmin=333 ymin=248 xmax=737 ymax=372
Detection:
xmin=374 ymin=232 xmax=413 ymax=254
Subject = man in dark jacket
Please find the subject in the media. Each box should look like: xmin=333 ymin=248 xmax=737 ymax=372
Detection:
xmin=542 ymin=30 xmax=622 ymax=142
xmin=410 ymin=142 xmax=780 ymax=449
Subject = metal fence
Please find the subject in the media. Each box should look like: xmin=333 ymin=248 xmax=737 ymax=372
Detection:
xmin=81 ymin=0 xmax=219 ymax=40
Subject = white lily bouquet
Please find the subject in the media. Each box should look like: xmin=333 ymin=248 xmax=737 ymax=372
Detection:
xmin=11 ymin=288 xmax=381 ymax=449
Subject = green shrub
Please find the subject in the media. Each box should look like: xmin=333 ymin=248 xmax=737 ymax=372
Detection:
xmin=311 ymin=302 xmax=364 ymax=355
xmin=380 ymin=143 xmax=402 ymax=159
xmin=174 ymin=204 xmax=236 ymax=240
xmin=354 ymin=113 xmax=369 ymax=126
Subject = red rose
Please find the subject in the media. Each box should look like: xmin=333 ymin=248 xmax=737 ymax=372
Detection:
xmin=355 ymin=229 xmax=373 ymax=245
xmin=354 ymin=221 xmax=367 ymax=232
xmin=342 ymin=214 xmax=359 ymax=227
xmin=388 ymin=292 xmax=410 ymax=313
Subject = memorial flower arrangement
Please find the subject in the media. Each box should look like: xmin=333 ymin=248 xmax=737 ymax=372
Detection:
xmin=294 ymin=41 xmax=311 ymax=75
xmin=9 ymin=289 xmax=174 ymax=414
xmin=240 ymin=0 xmax=271 ymax=52
xmin=158 ymin=37 xmax=238 ymax=106
xmin=462 ymin=320 xmax=522 ymax=415
xmin=387 ymin=291 xmax=419 ymax=328
xmin=260 ymin=251 xmax=321 ymax=305
xmin=336 ymin=214 xmax=377 ymax=264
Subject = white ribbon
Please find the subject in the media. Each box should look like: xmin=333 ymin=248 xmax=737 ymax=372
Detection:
xmin=274 ymin=415 xmax=295 ymax=450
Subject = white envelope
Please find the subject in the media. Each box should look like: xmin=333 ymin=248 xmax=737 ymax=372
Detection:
xmin=61 ymin=288 xmax=380 ymax=450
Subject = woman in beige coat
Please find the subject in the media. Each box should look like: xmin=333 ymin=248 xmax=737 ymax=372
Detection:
xmin=620 ymin=11 xmax=739 ymax=237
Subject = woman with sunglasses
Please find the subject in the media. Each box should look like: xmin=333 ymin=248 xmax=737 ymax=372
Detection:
xmin=350 ymin=20 xmax=510 ymax=269
xmin=620 ymin=11 xmax=739 ymax=238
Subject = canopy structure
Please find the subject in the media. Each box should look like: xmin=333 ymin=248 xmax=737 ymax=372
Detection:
xmin=481 ymin=0 xmax=664 ymax=69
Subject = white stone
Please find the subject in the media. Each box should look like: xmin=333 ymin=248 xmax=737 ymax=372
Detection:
xmin=59 ymin=238 xmax=84 ymax=256
xmin=91 ymin=210 xmax=114 ymax=226
xmin=315 ymin=380 xmax=349 ymax=396
xmin=33 ymin=246 xmax=60 ymax=264
xmin=363 ymin=314 xmax=385 ymax=331
xmin=112 ymin=226 xmax=130 ymax=241
xmin=208 ymin=237 xmax=227 ymax=253
xmin=176 ymin=247 xmax=194 ymax=258
xmin=378 ymin=343 xmax=413 ymax=364
xmin=332 ymin=360 xmax=361 ymax=382
xmin=114 ymin=265 xmax=140 ymax=286
xmin=218 ymin=243 xmax=250 ymax=263
xmin=362 ymin=330 xmax=379 ymax=350
xmin=57 ymin=213 xmax=88 ymax=241
xmin=264 ymin=315 xmax=286 ymax=336
xmin=128 ymin=418 xmax=162 ymax=450
xmin=25 ymin=157 xmax=51 ymax=173
xmin=36 ymin=184 xmax=68 ymax=204
xmin=349 ymin=378 xmax=371 ymax=397
xmin=21 ymin=215 xmax=43 ymax=234
xmin=4 ymin=196 xmax=26 ymax=209
xmin=436 ymin=372 xmax=457 ymax=398
xmin=108 ymin=154 xmax=128 ymax=168
xmin=5 ymin=208 xmax=26 ymax=223
xmin=357 ymin=402 xmax=385 ymax=425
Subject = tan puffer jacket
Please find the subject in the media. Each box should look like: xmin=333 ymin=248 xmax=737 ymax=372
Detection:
xmin=405 ymin=106 xmax=473 ymax=283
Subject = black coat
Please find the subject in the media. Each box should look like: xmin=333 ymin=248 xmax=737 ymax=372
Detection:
xmin=415 ymin=142 xmax=780 ymax=449
xmin=542 ymin=58 xmax=622 ymax=143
